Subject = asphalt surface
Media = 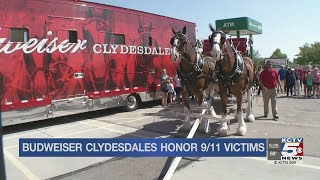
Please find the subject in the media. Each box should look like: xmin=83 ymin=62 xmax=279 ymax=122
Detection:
xmin=2 ymin=93 xmax=320 ymax=180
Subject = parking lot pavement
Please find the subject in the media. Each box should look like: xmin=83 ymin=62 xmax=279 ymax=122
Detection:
xmin=3 ymin=105 xmax=171 ymax=180
xmin=172 ymin=156 xmax=320 ymax=180
xmin=2 ymin=94 xmax=320 ymax=180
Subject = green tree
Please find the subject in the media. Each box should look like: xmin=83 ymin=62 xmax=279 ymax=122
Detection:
xmin=252 ymin=50 xmax=264 ymax=68
xmin=293 ymin=42 xmax=320 ymax=66
xmin=270 ymin=48 xmax=288 ymax=59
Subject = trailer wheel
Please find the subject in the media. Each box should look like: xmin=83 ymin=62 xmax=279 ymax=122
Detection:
xmin=124 ymin=95 xmax=139 ymax=111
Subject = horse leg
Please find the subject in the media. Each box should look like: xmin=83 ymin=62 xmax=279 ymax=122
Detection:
xmin=197 ymin=89 xmax=211 ymax=134
xmin=202 ymin=95 xmax=218 ymax=133
xmin=246 ymin=87 xmax=255 ymax=122
xmin=208 ymin=96 xmax=218 ymax=118
xmin=178 ymin=86 xmax=191 ymax=132
xmin=218 ymin=94 xmax=229 ymax=136
xmin=235 ymin=93 xmax=247 ymax=136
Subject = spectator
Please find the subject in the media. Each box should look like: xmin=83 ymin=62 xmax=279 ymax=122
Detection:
xmin=285 ymin=68 xmax=296 ymax=97
xmin=167 ymin=78 xmax=175 ymax=104
xmin=306 ymin=71 xmax=313 ymax=98
xmin=294 ymin=66 xmax=301 ymax=96
xmin=303 ymin=65 xmax=312 ymax=97
xmin=278 ymin=65 xmax=287 ymax=93
xmin=259 ymin=61 xmax=280 ymax=120
xmin=297 ymin=64 xmax=304 ymax=90
xmin=312 ymin=68 xmax=320 ymax=98
xmin=285 ymin=64 xmax=289 ymax=70
xmin=174 ymin=74 xmax=182 ymax=103
xmin=160 ymin=69 xmax=169 ymax=107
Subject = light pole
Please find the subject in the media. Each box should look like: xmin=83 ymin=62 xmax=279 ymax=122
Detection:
xmin=248 ymin=35 xmax=253 ymax=61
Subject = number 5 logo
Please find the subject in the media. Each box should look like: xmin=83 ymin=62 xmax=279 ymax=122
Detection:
xmin=281 ymin=143 xmax=299 ymax=156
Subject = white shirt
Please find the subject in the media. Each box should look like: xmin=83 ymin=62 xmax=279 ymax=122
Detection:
xmin=168 ymin=83 xmax=175 ymax=93
xmin=174 ymin=76 xmax=181 ymax=87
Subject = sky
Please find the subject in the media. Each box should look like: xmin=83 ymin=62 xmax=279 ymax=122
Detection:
xmin=85 ymin=0 xmax=320 ymax=61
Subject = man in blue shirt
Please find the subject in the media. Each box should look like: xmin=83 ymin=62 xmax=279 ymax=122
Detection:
xmin=278 ymin=65 xmax=287 ymax=93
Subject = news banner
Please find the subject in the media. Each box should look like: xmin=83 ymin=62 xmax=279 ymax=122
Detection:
xmin=19 ymin=138 xmax=303 ymax=164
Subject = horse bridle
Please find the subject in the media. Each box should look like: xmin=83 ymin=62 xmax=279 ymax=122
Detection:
xmin=171 ymin=33 xmax=195 ymax=65
xmin=209 ymin=30 xmax=227 ymax=60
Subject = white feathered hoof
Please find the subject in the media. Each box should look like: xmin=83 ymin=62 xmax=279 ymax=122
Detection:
xmin=247 ymin=114 xmax=255 ymax=122
xmin=237 ymin=126 xmax=247 ymax=136
xmin=218 ymin=127 xmax=228 ymax=137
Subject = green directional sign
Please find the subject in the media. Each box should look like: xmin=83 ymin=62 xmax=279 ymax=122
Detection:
xmin=216 ymin=17 xmax=262 ymax=36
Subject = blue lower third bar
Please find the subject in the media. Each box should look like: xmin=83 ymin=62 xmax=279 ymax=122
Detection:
xmin=19 ymin=138 xmax=267 ymax=157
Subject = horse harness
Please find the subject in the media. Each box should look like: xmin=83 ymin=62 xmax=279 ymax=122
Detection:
xmin=173 ymin=32 xmax=215 ymax=90
xmin=177 ymin=52 xmax=215 ymax=87
xmin=216 ymin=47 xmax=251 ymax=96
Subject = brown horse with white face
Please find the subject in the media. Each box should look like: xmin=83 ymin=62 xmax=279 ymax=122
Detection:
xmin=209 ymin=24 xmax=255 ymax=136
xmin=170 ymin=26 xmax=217 ymax=133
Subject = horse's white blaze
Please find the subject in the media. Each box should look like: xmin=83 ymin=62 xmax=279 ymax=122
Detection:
xmin=211 ymin=33 xmax=223 ymax=59
xmin=173 ymin=38 xmax=178 ymax=47
xmin=171 ymin=38 xmax=179 ymax=62
xmin=213 ymin=34 xmax=221 ymax=50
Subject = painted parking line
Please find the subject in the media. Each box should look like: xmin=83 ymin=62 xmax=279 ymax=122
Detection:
xmin=83 ymin=116 xmax=151 ymax=126
xmin=4 ymin=117 xmax=152 ymax=150
xmin=3 ymin=119 xmax=90 ymax=141
xmin=79 ymin=121 xmax=148 ymax=138
xmin=4 ymin=127 xmax=101 ymax=150
xmin=3 ymin=115 xmax=162 ymax=180
xmin=4 ymin=131 xmax=42 ymax=140
xmin=4 ymin=149 xmax=41 ymax=180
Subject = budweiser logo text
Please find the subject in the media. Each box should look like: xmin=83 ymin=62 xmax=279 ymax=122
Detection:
xmin=0 ymin=36 xmax=171 ymax=55
xmin=0 ymin=37 xmax=87 ymax=54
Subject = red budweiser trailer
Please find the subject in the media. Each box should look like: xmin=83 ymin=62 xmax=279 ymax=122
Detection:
xmin=0 ymin=0 xmax=196 ymax=126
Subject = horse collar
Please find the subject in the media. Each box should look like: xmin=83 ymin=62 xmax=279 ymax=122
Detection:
xmin=177 ymin=65 xmax=199 ymax=84
xmin=217 ymin=51 xmax=244 ymax=95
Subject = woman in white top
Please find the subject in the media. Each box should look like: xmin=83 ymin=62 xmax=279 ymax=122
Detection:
xmin=167 ymin=78 xmax=175 ymax=104
xmin=174 ymin=74 xmax=181 ymax=103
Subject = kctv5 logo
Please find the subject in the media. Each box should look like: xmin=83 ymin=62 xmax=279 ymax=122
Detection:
xmin=281 ymin=138 xmax=303 ymax=161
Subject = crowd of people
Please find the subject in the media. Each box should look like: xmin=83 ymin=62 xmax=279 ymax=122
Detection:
xmin=256 ymin=61 xmax=320 ymax=120
xmin=256 ymin=63 xmax=320 ymax=98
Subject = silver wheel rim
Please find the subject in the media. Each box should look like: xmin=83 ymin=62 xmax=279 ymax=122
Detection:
xmin=127 ymin=96 xmax=136 ymax=109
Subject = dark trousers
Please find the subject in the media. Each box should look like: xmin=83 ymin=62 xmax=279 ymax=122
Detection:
xmin=287 ymin=87 xmax=293 ymax=96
